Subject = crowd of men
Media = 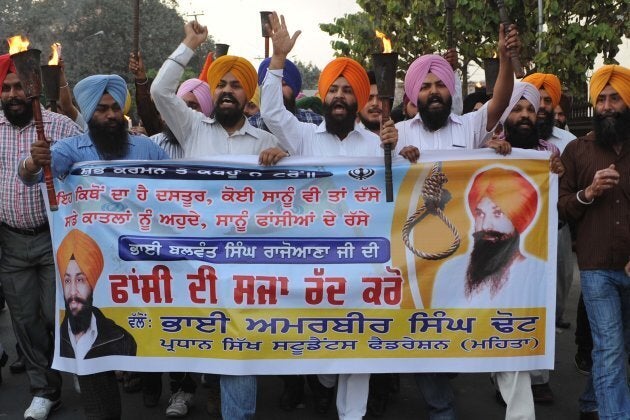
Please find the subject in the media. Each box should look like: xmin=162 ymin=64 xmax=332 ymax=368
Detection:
xmin=0 ymin=10 xmax=628 ymax=420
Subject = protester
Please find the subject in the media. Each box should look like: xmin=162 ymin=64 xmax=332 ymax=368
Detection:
xmin=558 ymin=64 xmax=630 ymax=420
xmin=20 ymin=73 xmax=168 ymax=420
xmin=129 ymin=51 xmax=163 ymax=136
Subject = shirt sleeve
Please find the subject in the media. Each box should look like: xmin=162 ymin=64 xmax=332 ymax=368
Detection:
xmin=451 ymin=71 xmax=463 ymax=116
xmin=558 ymin=141 xmax=588 ymax=223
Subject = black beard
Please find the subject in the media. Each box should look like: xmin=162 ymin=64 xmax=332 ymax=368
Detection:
xmin=214 ymin=93 xmax=245 ymax=128
xmin=466 ymin=230 xmax=520 ymax=297
xmin=358 ymin=112 xmax=381 ymax=132
xmin=65 ymin=295 xmax=94 ymax=335
xmin=162 ymin=124 xmax=179 ymax=146
xmin=283 ymin=95 xmax=297 ymax=115
xmin=554 ymin=119 xmax=565 ymax=129
xmin=1 ymin=97 xmax=34 ymax=127
xmin=323 ymin=99 xmax=358 ymax=138
xmin=418 ymin=95 xmax=452 ymax=131
xmin=593 ymin=108 xmax=630 ymax=148
xmin=505 ymin=118 xmax=539 ymax=149
xmin=535 ymin=108 xmax=555 ymax=140
xmin=88 ymin=117 xmax=129 ymax=160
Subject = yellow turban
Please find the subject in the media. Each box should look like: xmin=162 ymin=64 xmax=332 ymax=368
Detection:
xmin=318 ymin=57 xmax=370 ymax=110
xmin=522 ymin=73 xmax=562 ymax=108
xmin=206 ymin=55 xmax=257 ymax=101
xmin=468 ymin=168 xmax=538 ymax=234
xmin=250 ymin=86 xmax=261 ymax=108
xmin=123 ymin=89 xmax=131 ymax=116
xmin=589 ymin=64 xmax=630 ymax=107
xmin=56 ymin=229 xmax=104 ymax=291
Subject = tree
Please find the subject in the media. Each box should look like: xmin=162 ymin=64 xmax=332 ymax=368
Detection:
xmin=294 ymin=60 xmax=321 ymax=90
xmin=320 ymin=0 xmax=630 ymax=99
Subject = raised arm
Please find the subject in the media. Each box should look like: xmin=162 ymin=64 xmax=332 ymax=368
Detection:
xmin=129 ymin=51 xmax=162 ymax=136
xmin=486 ymin=24 xmax=520 ymax=131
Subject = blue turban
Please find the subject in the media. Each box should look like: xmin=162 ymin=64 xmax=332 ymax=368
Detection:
xmin=258 ymin=57 xmax=302 ymax=98
xmin=74 ymin=74 xmax=128 ymax=122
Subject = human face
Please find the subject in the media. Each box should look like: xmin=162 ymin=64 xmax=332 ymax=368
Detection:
xmin=595 ymin=85 xmax=627 ymax=116
xmin=181 ymin=91 xmax=201 ymax=113
xmin=358 ymin=84 xmax=382 ymax=131
xmin=63 ymin=259 xmax=93 ymax=316
xmin=91 ymin=93 xmax=125 ymax=128
xmin=538 ymin=89 xmax=553 ymax=117
xmin=213 ymin=72 xmax=248 ymax=113
xmin=281 ymin=81 xmax=294 ymax=102
xmin=324 ymin=76 xmax=357 ymax=119
xmin=1 ymin=73 xmax=27 ymax=109
xmin=553 ymin=105 xmax=566 ymax=128
xmin=473 ymin=196 xmax=516 ymax=236
xmin=417 ymin=73 xmax=451 ymax=114
xmin=507 ymin=99 xmax=537 ymax=131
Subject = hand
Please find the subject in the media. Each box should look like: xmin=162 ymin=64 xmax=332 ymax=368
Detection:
xmin=30 ymin=140 xmax=51 ymax=169
xmin=183 ymin=20 xmax=208 ymax=50
xmin=584 ymin=164 xmax=619 ymax=201
xmin=258 ymin=147 xmax=289 ymax=166
xmin=129 ymin=52 xmax=147 ymax=80
xmin=443 ymin=48 xmax=458 ymax=71
xmin=269 ymin=11 xmax=301 ymax=59
xmin=625 ymin=260 xmax=630 ymax=277
xmin=380 ymin=119 xmax=397 ymax=149
xmin=130 ymin=125 xmax=147 ymax=136
xmin=550 ymin=155 xmax=565 ymax=176
xmin=498 ymin=23 xmax=520 ymax=61
xmin=485 ymin=123 xmax=511 ymax=155
xmin=399 ymin=145 xmax=420 ymax=163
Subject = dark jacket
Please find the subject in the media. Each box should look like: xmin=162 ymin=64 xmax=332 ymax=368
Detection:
xmin=60 ymin=307 xmax=137 ymax=359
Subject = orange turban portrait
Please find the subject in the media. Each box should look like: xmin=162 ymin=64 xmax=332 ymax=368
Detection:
xmin=318 ymin=57 xmax=370 ymax=110
xmin=206 ymin=55 xmax=257 ymax=101
xmin=522 ymin=73 xmax=561 ymax=108
xmin=589 ymin=64 xmax=630 ymax=107
xmin=468 ymin=167 xmax=538 ymax=234
xmin=56 ymin=229 xmax=104 ymax=291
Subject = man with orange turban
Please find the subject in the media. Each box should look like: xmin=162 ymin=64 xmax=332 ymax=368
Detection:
xmin=559 ymin=64 xmax=630 ymax=420
xmin=522 ymin=72 xmax=576 ymax=151
xmin=151 ymin=21 xmax=282 ymax=167
xmin=57 ymin=229 xmax=136 ymax=360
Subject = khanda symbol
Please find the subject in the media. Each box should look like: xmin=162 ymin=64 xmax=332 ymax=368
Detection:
xmin=348 ymin=168 xmax=375 ymax=180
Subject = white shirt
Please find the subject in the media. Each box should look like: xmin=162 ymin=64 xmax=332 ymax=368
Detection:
xmin=547 ymin=126 xmax=576 ymax=153
xmin=394 ymin=108 xmax=490 ymax=153
xmin=69 ymin=313 xmax=98 ymax=360
xmin=151 ymin=44 xmax=280 ymax=158
xmin=261 ymin=69 xmax=384 ymax=157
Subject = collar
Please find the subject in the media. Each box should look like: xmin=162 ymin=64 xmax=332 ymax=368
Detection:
xmin=314 ymin=120 xmax=365 ymax=136
xmin=78 ymin=133 xmax=137 ymax=149
xmin=0 ymin=104 xmax=52 ymax=127
xmin=409 ymin=111 xmax=463 ymax=129
xmin=204 ymin=115 xmax=262 ymax=139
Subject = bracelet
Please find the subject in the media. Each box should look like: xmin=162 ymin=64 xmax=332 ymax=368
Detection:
xmin=135 ymin=78 xmax=148 ymax=85
xmin=576 ymin=189 xmax=594 ymax=205
xmin=59 ymin=82 xmax=69 ymax=89
xmin=22 ymin=158 xmax=42 ymax=175
xmin=167 ymin=57 xmax=185 ymax=69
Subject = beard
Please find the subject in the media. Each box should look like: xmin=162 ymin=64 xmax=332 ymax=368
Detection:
xmin=88 ymin=117 xmax=129 ymax=160
xmin=162 ymin=124 xmax=179 ymax=146
xmin=417 ymin=94 xmax=452 ymax=131
xmin=214 ymin=93 xmax=245 ymax=127
xmin=358 ymin=112 xmax=381 ymax=132
xmin=1 ymin=97 xmax=34 ymax=127
xmin=283 ymin=94 xmax=297 ymax=115
xmin=593 ymin=108 xmax=630 ymax=148
xmin=65 ymin=295 xmax=94 ymax=335
xmin=323 ymin=99 xmax=358 ymax=138
xmin=465 ymin=230 xmax=520 ymax=297
xmin=535 ymin=108 xmax=555 ymax=140
xmin=505 ymin=118 xmax=539 ymax=149
xmin=554 ymin=118 xmax=566 ymax=129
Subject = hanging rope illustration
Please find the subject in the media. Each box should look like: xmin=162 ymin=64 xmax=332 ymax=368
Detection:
xmin=402 ymin=163 xmax=461 ymax=260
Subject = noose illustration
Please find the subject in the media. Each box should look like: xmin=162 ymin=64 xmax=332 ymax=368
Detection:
xmin=402 ymin=163 xmax=461 ymax=260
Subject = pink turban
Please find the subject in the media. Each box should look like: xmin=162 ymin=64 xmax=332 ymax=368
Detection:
xmin=177 ymin=78 xmax=214 ymax=117
xmin=404 ymin=55 xmax=455 ymax=106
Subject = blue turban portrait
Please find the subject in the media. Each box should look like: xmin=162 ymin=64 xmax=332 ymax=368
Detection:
xmin=258 ymin=57 xmax=302 ymax=98
xmin=73 ymin=74 xmax=128 ymax=122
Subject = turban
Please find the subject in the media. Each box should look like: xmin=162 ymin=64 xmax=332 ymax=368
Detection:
xmin=296 ymin=95 xmax=322 ymax=115
xmin=522 ymin=73 xmax=561 ymax=108
xmin=318 ymin=57 xmax=370 ymax=110
xmin=56 ymin=229 xmax=104 ymax=291
xmin=206 ymin=55 xmax=257 ymax=101
xmin=73 ymin=74 xmax=128 ymax=122
xmin=499 ymin=82 xmax=540 ymax=124
xmin=250 ymin=86 xmax=261 ymax=108
xmin=589 ymin=64 xmax=630 ymax=107
xmin=258 ymin=57 xmax=302 ymax=98
xmin=177 ymin=78 xmax=214 ymax=117
xmin=404 ymin=55 xmax=455 ymax=106
xmin=123 ymin=89 xmax=132 ymax=116
xmin=468 ymin=167 xmax=538 ymax=234
xmin=0 ymin=54 xmax=16 ymax=86
xmin=198 ymin=52 xmax=213 ymax=83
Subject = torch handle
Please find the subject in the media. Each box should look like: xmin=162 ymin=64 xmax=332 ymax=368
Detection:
xmin=133 ymin=0 xmax=140 ymax=55
xmin=31 ymin=100 xmax=58 ymax=211
xmin=264 ymin=37 xmax=270 ymax=59
xmin=446 ymin=7 xmax=454 ymax=50
xmin=496 ymin=0 xmax=524 ymax=78
xmin=381 ymin=99 xmax=394 ymax=203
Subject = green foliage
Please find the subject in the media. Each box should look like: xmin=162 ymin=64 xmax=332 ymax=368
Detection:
xmin=294 ymin=60 xmax=321 ymax=90
xmin=320 ymin=0 xmax=630 ymax=99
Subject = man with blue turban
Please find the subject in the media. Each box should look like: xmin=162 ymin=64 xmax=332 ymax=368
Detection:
xmin=249 ymin=57 xmax=323 ymax=132
xmin=19 ymin=73 xmax=168 ymax=420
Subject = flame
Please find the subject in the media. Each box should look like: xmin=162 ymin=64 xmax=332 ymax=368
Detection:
xmin=7 ymin=35 xmax=30 ymax=55
xmin=375 ymin=30 xmax=392 ymax=53
xmin=48 ymin=43 xmax=61 ymax=65
xmin=476 ymin=82 xmax=482 ymax=88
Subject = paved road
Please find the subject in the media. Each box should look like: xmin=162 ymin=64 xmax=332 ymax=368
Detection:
xmin=0 ymin=280 xmax=588 ymax=419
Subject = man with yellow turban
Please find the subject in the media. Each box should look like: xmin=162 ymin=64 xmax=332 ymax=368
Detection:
xmin=151 ymin=21 xmax=282 ymax=166
xmin=522 ymin=73 xmax=576 ymax=152
xmin=559 ymin=64 xmax=630 ymax=420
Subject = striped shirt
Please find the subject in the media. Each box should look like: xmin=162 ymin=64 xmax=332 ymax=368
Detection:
xmin=0 ymin=109 xmax=81 ymax=229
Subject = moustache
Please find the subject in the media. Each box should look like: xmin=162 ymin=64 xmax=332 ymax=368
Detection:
xmin=218 ymin=93 xmax=238 ymax=104
xmin=330 ymin=98 xmax=349 ymax=109
xmin=516 ymin=118 xmax=534 ymax=128
xmin=427 ymin=95 xmax=445 ymax=105
xmin=473 ymin=230 xmax=514 ymax=243
xmin=66 ymin=296 xmax=89 ymax=305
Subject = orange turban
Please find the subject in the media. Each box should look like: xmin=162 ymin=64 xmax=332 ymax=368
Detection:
xmin=468 ymin=167 xmax=538 ymax=234
xmin=206 ymin=55 xmax=257 ymax=101
xmin=589 ymin=64 xmax=630 ymax=107
xmin=0 ymin=54 xmax=16 ymax=86
xmin=318 ymin=57 xmax=370 ymax=110
xmin=522 ymin=73 xmax=561 ymax=108
xmin=56 ymin=229 xmax=104 ymax=291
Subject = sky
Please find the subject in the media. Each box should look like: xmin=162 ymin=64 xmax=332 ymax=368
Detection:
xmin=177 ymin=0 xmax=629 ymax=83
